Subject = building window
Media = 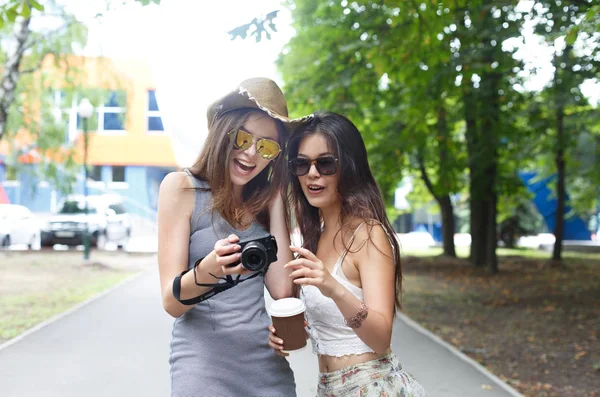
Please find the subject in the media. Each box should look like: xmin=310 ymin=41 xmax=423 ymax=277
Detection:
xmin=72 ymin=92 xmax=125 ymax=132
xmin=147 ymin=89 xmax=164 ymax=132
xmin=90 ymin=166 xmax=102 ymax=182
xmin=53 ymin=90 xmax=125 ymax=137
xmin=101 ymin=91 xmax=126 ymax=131
xmin=52 ymin=91 xmax=80 ymax=144
xmin=112 ymin=166 xmax=125 ymax=182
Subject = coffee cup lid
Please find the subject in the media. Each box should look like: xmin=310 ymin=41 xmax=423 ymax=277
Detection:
xmin=269 ymin=298 xmax=306 ymax=317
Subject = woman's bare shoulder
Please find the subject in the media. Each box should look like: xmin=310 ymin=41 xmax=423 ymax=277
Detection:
xmin=160 ymin=171 xmax=193 ymax=192
xmin=354 ymin=220 xmax=393 ymax=260
xmin=158 ymin=171 xmax=195 ymax=217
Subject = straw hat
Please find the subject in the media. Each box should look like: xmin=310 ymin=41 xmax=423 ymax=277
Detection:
xmin=207 ymin=77 xmax=313 ymax=132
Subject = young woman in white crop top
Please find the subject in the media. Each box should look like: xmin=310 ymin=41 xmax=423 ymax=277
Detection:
xmin=268 ymin=112 xmax=426 ymax=396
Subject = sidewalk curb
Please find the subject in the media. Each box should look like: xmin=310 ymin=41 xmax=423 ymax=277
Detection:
xmin=0 ymin=269 xmax=150 ymax=353
xmin=398 ymin=312 xmax=524 ymax=397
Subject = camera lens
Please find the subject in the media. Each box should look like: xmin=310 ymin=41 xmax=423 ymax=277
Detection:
xmin=247 ymin=253 xmax=263 ymax=267
xmin=241 ymin=243 xmax=268 ymax=272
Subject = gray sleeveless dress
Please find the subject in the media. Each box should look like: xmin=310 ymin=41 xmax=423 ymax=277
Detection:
xmin=169 ymin=171 xmax=296 ymax=397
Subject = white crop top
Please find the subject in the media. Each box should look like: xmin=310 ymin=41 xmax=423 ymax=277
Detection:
xmin=301 ymin=223 xmax=380 ymax=357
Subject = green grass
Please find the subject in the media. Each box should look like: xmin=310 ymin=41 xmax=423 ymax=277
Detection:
xmin=0 ymin=251 xmax=152 ymax=343
xmin=401 ymin=245 xmax=600 ymax=261
xmin=0 ymin=273 xmax=132 ymax=341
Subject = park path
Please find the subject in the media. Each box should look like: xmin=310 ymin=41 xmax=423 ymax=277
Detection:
xmin=0 ymin=267 xmax=522 ymax=397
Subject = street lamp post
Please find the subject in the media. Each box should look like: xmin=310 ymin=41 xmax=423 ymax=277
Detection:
xmin=78 ymin=98 xmax=94 ymax=262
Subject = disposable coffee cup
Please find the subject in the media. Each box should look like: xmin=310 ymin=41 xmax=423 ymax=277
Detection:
xmin=269 ymin=298 xmax=307 ymax=352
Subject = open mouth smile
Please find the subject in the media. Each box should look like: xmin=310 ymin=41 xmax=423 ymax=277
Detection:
xmin=234 ymin=159 xmax=256 ymax=174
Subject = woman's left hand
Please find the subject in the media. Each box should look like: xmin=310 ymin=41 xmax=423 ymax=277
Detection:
xmin=285 ymin=246 xmax=342 ymax=299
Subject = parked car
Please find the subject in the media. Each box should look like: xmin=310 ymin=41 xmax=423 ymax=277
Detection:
xmin=41 ymin=195 xmax=131 ymax=249
xmin=0 ymin=204 xmax=42 ymax=250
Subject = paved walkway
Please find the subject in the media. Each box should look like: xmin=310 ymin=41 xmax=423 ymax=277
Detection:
xmin=0 ymin=268 xmax=522 ymax=397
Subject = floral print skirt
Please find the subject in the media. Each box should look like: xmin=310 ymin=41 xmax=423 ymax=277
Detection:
xmin=316 ymin=353 xmax=426 ymax=397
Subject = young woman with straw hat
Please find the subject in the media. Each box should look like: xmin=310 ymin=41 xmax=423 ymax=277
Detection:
xmin=158 ymin=77 xmax=311 ymax=396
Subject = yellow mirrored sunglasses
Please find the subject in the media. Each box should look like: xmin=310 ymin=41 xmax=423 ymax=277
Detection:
xmin=228 ymin=129 xmax=281 ymax=160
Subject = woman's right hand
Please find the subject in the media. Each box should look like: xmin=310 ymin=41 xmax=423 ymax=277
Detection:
xmin=268 ymin=321 xmax=309 ymax=357
xmin=268 ymin=323 xmax=288 ymax=357
xmin=198 ymin=234 xmax=251 ymax=276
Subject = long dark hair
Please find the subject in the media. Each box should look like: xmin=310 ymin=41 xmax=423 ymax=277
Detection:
xmin=190 ymin=108 xmax=289 ymax=229
xmin=287 ymin=111 xmax=403 ymax=310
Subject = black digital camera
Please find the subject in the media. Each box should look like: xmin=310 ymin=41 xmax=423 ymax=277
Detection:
xmin=232 ymin=234 xmax=278 ymax=272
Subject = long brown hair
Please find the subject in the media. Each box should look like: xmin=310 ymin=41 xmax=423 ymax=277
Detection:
xmin=287 ymin=111 xmax=403 ymax=310
xmin=189 ymin=108 xmax=289 ymax=229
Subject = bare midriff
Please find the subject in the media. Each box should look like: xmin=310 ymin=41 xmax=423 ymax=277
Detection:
xmin=318 ymin=347 xmax=392 ymax=373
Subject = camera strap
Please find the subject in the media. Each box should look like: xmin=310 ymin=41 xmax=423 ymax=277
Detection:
xmin=172 ymin=259 xmax=267 ymax=305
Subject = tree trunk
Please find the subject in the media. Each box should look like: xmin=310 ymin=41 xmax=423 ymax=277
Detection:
xmin=478 ymin=5 xmax=501 ymax=273
xmin=485 ymin=164 xmax=499 ymax=273
xmin=436 ymin=101 xmax=456 ymax=257
xmin=439 ymin=195 xmax=456 ymax=257
xmin=471 ymin=196 xmax=487 ymax=266
xmin=480 ymin=82 xmax=499 ymax=273
xmin=480 ymin=118 xmax=499 ymax=272
xmin=0 ymin=16 xmax=31 ymax=140
xmin=463 ymin=85 xmax=486 ymax=266
xmin=417 ymin=154 xmax=456 ymax=257
xmin=551 ymin=45 xmax=571 ymax=262
xmin=416 ymin=99 xmax=457 ymax=257
xmin=553 ymin=98 xmax=566 ymax=262
xmin=457 ymin=5 xmax=488 ymax=266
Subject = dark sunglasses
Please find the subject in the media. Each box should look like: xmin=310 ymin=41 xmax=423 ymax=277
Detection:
xmin=288 ymin=156 xmax=338 ymax=176
xmin=228 ymin=129 xmax=281 ymax=160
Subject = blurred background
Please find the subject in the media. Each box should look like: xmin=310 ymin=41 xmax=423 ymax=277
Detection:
xmin=0 ymin=1 xmax=599 ymax=396
xmin=0 ymin=0 xmax=599 ymax=260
